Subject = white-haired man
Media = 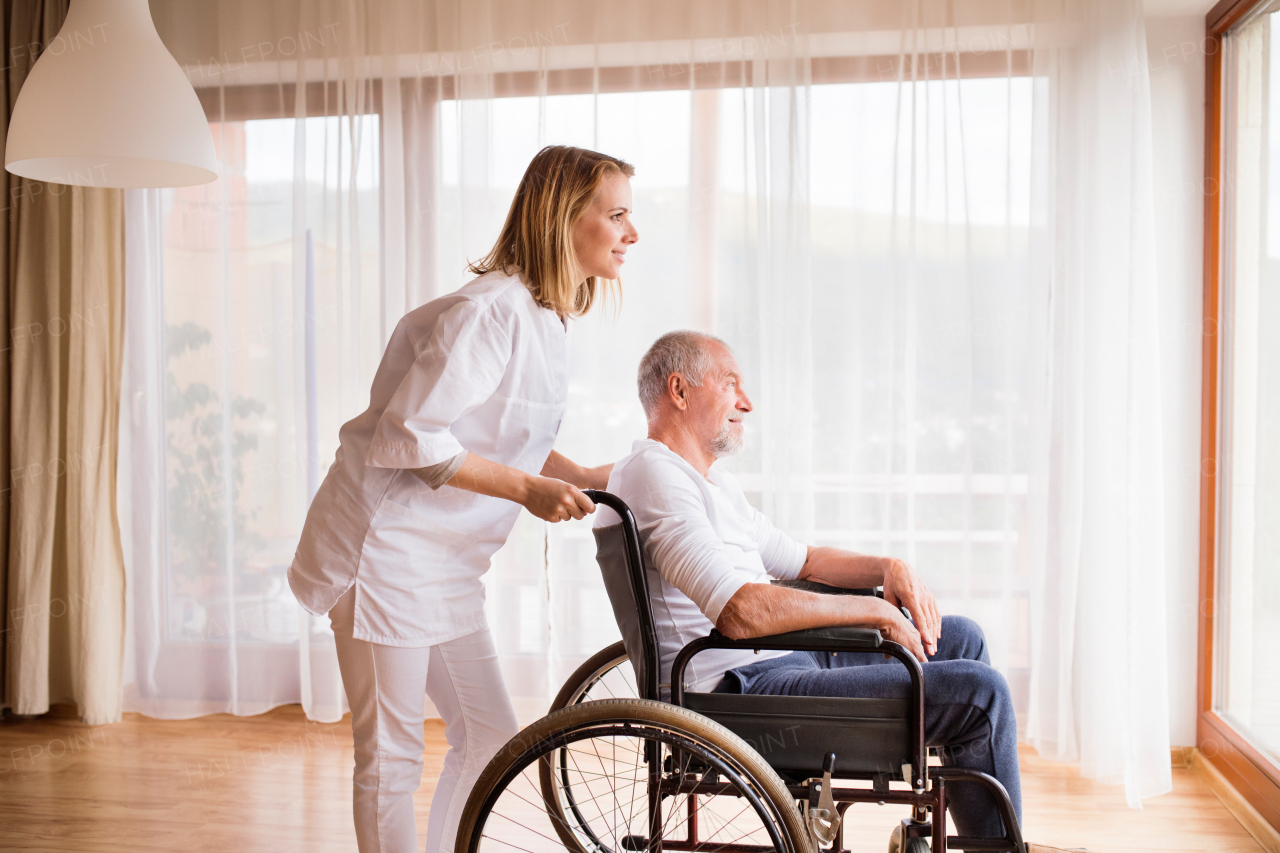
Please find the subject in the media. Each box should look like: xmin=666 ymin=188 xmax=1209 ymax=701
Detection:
xmin=595 ymin=330 xmax=1070 ymax=852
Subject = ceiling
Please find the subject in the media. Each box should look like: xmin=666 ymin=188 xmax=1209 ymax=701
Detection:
xmin=1143 ymin=0 xmax=1220 ymax=17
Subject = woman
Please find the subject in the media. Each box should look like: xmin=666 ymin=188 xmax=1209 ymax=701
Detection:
xmin=288 ymin=145 xmax=638 ymax=853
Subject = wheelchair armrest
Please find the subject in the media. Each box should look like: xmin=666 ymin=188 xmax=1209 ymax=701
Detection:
xmin=704 ymin=626 xmax=883 ymax=651
xmin=772 ymin=578 xmax=882 ymax=598
xmin=669 ymin=628 xmax=885 ymax=701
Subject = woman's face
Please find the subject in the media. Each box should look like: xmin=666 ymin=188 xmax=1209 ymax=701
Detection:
xmin=571 ymin=172 xmax=638 ymax=282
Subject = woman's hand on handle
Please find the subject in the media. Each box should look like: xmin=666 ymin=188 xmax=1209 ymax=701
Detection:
xmin=522 ymin=476 xmax=596 ymax=522
xmin=444 ymin=452 xmax=596 ymax=522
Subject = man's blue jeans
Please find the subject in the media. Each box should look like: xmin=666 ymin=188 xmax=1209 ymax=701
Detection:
xmin=717 ymin=614 xmax=1020 ymax=839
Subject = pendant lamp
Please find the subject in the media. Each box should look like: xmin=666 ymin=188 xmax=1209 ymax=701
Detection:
xmin=4 ymin=0 xmax=218 ymax=188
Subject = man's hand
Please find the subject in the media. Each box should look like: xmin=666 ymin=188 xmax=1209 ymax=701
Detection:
xmin=881 ymin=558 xmax=941 ymax=656
xmin=716 ymin=583 xmax=926 ymax=662
xmin=523 ymin=476 xmax=596 ymax=522
xmin=874 ymin=597 xmax=927 ymax=662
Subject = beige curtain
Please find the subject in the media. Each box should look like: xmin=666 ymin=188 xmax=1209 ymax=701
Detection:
xmin=1 ymin=0 xmax=127 ymax=725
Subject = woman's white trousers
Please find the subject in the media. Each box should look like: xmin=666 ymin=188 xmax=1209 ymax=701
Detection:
xmin=329 ymin=586 xmax=519 ymax=853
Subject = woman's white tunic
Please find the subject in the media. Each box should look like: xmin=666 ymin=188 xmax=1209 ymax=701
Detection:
xmin=288 ymin=271 xmax=570 ymax=646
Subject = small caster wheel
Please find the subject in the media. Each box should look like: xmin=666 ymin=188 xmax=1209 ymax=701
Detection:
xmin=889 ymin=825 xmax=932 ymax=853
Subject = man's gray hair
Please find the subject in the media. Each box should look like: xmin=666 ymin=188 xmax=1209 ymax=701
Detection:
xmin=637 ymin=331 xmax=729 ymax=420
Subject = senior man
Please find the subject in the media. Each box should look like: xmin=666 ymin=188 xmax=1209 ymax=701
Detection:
xmin=595 ymin=330 xmax=1073 ymax=853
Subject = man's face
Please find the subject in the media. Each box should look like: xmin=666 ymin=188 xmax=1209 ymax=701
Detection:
xmin=687 ymin=343 xmax=753 ymax=459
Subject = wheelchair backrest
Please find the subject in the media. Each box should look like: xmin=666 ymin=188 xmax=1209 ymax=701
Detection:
xmin=584 ymin=490 xmax=662 ymax=701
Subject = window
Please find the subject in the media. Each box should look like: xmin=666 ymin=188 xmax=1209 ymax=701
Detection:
xmin=139 ymin=64 xmax=1037 ymax=717
xmin=1203 ymin=0 xmax=1280 ymax=826
xmin=1217 ymin=2 xmax=1280 ymax=769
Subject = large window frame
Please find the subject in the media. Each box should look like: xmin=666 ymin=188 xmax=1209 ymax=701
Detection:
xmin=1202 ymin=0 xmax=1280 ymax=830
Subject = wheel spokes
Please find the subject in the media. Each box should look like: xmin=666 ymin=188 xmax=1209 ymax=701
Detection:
xmin=480 ymin=723 xmax=793 ymax=852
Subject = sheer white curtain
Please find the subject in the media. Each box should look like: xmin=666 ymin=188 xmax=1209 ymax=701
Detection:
xmin=122 ymin=2 xmax=382 ymax=721
xmin=122 ymin=0 xmax=1171 ymax=802
xmin=1023 ymin=0 xmax=1172 ymax=806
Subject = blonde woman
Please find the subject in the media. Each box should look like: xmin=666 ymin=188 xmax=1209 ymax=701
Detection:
xmin=288 ymin=145 xmax=638 ymax=853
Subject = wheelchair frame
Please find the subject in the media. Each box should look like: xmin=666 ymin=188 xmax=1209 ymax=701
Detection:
xmin=582 ymin=488 xmax=1027 ymax=853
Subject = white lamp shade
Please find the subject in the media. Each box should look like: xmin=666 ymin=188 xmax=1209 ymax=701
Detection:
xmin=4 ymin=0 xmax=217 ymax=188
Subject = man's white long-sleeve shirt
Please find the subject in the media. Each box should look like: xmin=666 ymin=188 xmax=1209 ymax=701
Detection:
xmin=594 ymin=439 xmax=807 ymax=694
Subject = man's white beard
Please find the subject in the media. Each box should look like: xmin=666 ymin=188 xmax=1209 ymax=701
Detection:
xmin=710 ymin=422 xmax=744 ymax=458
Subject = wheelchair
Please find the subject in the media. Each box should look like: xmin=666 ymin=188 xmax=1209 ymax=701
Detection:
xmin=456 ymin=491 xmax=1027 ymax=853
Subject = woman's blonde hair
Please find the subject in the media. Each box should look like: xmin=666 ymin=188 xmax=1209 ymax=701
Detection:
xmin=469 ymin=145 xmax=635 ymax=317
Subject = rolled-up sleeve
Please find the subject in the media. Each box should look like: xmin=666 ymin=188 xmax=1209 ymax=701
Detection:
xmin=366 ymin=301 xmax=512 ymax=469
xmin=633 ymin=462 xmax=753 ymax=624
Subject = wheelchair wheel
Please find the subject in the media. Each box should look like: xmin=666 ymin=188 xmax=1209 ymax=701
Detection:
xmin=458 ymin=697 xmax=812 ymax=853
xmin=541 ymin=642 xmax=638 ymax=848
xmin=889 ymin=825 xmax=932 ymax=853
xmin=550 ymin=641 xmax=636 ymax=711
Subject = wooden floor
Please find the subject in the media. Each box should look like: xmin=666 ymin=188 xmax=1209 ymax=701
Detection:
xmin=0 ymin=703 xmax=1265 ymax=852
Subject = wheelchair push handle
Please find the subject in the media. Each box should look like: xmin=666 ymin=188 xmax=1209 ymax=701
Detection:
xmin=583 ymin=488 xmax=622 ymax=514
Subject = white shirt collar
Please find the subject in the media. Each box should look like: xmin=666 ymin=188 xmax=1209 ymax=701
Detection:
xmin=631 ymin=438 xmax=720 ymax=484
